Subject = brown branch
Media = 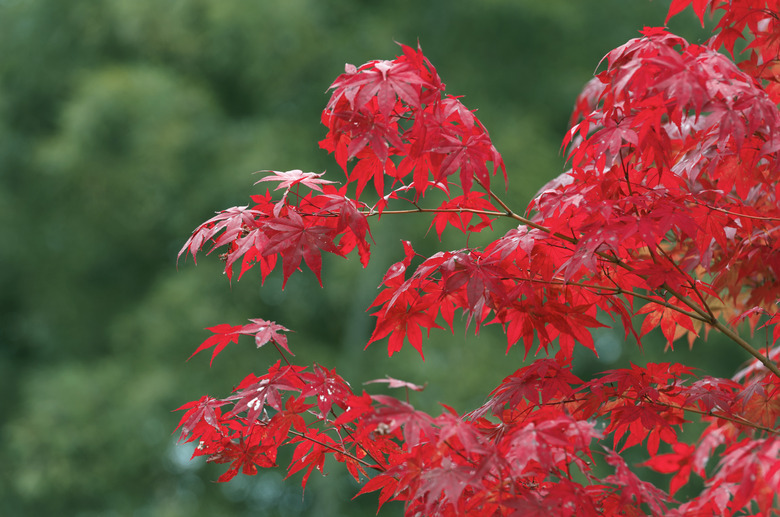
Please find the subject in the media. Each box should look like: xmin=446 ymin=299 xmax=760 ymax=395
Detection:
xmin=370 ymin=207 xmax=508 ymax=218
xmin=692 ymin=198 xmax=780 ymax=222
xmin=285 ymin=427 xmax=385 ymax=471
xmin=644 ymin=397 xmax=780 ymax=436
xmin=559 ymin=393 xmax=779 ymax=436
xmin=329 ymin=410 xmax=388 ymax=472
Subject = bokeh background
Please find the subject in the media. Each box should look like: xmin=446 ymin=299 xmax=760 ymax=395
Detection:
xmin=1 ymin=1 xmax=737 ymax=515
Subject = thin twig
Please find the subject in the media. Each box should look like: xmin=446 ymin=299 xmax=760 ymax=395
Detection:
xmin=285 ymin=427 xmax=383 ymax=470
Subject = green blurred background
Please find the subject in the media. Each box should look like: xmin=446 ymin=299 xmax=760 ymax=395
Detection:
xmin=1 ymin=1 xmax=737 ymax=515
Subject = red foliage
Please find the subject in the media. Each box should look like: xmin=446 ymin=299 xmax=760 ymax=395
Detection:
xmin=175 ymin=2 xmax=780 ymax=515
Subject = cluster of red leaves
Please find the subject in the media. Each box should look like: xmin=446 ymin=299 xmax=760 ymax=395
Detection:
xmin=176 ymin=1 xmax=780 ymax=515
xmin=178 ymin=171 xmax=371 ymax=287
xmin=320 ymin=45 xmax=505 ymax=201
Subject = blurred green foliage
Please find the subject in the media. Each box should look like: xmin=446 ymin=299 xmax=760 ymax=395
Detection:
xmin=0 ymin=0 xmax=736 ymax=515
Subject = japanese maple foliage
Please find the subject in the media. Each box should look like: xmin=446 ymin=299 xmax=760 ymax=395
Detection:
xmin=175 ymin=1 xmax=780 ymax=515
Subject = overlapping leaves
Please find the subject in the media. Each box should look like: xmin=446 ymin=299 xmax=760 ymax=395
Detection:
xmin=176 ymin=3 xmax=780 ymax=515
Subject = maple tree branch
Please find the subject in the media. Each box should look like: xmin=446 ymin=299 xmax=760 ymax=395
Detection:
xmin=373 ymin=207 xmax=508 ymax=218
xmin=340 ymin=168 xmax=780 ymax=384
xmin=369 ymin=188 xmax=780 ymax=379
xmin=476 ymin=181 xmax=580 ymax=245
xmin=624 ymin=246 xmax=780 ymax=380
xmin=610 ymin=286 xmax=710 ymax=324
xmin=476 ymin=179 xmax=516 ymax=216
xmin=594 ymin=282 xmax=707 ymax=322
xmin=442 ymin=438 xmax=480 ymax=467
xmin=285 ymin=427 xmax=384 ymax=471
xmin=482 ymin=191 xmax=555 ymax=236
xmin=619 ymin=150 xmax=634 ymax=196
xmin=645 ymin=397 xmax=780 ymax=436
xmin=370 ymin=202 xmax=580 ymax=245
xmin=532 ymin=276 xmax=711 ymax=323
xmin=662 ymin=283 xmax=780 ymax=379
xmin=655 ymin=246 xmax=717 ymax=322
xmin=273 ymin=341 xmax=294 ymax=367
xmin=561 ymin=392 xmax=779 ymax=435
xmin=652 ymin=277 xmax=780 ymax=380
xmin=692 ymin=198 xmax=780 ymax=222
xmin=708 ymin=318 xmax=780 ymax=380
xmin=329 ymin=410 xmax=389 ymax=472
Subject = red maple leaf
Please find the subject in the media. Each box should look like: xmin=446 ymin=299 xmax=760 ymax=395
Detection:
xmin=299 ymin=364 xmax=353 ymax=417
xmin=211 ymin=425 xmax=278 ymax=482
xmin=369 ymin=395 xmax=435 ymax=448
xmin=310 ymin=189 xmax=373 ymax=266
xmin=189 ymin=323 xmax=245 ymax=366
xmin=641 ymin=442 xmax=695 ymax=495
xmin=429 ymin=193 xmax=497 ymax=238
xmin=368 ymin=297 xmax=442 ymax=359
xmin=262 ymin=209 xmax=341 ymax=287
xmin=637 ymin=299 xmax=698 ymax=350
xmin=286 ymin=428 xmax=340 ymax=489
xmin=435 ymin=130 xmax=501 ymax=194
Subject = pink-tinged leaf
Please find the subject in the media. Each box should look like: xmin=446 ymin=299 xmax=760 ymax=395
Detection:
xmin=228 ymin=362 xmax=306 ymax=422
xmin=178 ymin=205 xmax=263 ymax=266
xmin=380 ymin=240 xmax=416 ymax=286
xmin=189 ymin=320 xmax=293 ymax=364
xmin=365 ymin=376 xmax=426 ymax=392
xmin=240 ymin=318 xmax=293 ymax=356
xmin=254 ymin=169 xmax=335 ymax=192
xmin=328 ymin=58 xmax=427 ymax=119
xmin=369 ymin=394 xmax=434 ymax=448
xmin=174 ymin=395 xmax=227 ymax=440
